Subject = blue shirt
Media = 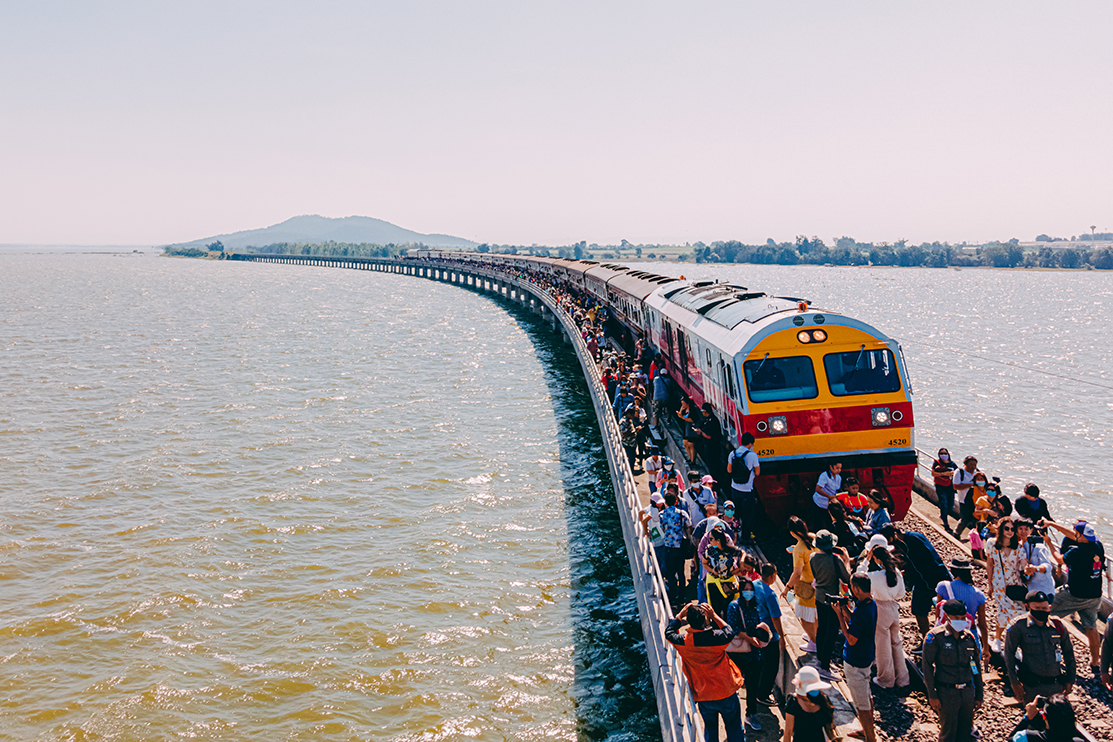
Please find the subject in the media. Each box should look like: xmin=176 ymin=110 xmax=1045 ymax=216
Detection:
xmin=935 ymin=578 xmax=986 ymax=617
xmin=865 ymin=507 xmax=891 ymax=535
xmin=844 ymin=598 xmax=878 ymax=668
xmin=659 ymin=505 xmax=691 ymax=548
xmin=754 ymin=580 xmax=782 ymax=643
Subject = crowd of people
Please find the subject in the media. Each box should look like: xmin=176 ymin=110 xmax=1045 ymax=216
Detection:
xmin=432 ymin=255 xmax=1106 ymax=742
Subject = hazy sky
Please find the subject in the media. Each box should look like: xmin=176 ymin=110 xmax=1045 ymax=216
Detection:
xmin=2 ymin=2 xmax=1111 ymax=246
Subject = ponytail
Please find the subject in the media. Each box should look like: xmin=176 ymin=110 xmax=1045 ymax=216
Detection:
xmin=874 ymin=545 xmax=899 ymax=588
xmin=788 ymin=516 xmax=813 ymax=549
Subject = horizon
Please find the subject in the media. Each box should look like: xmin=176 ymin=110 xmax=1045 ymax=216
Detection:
xmin=2 ymin=3 xmax=1111 ymax=246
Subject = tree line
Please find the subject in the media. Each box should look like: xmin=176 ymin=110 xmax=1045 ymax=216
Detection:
xmin=162 ymin=237 xmax=1113 ymax=270
xmin=692 ymin=237 xmax=1113 ymax=270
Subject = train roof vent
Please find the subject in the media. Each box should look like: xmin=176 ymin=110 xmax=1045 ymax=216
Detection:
xmin=666 ymin=283 xmax=800 ymax=329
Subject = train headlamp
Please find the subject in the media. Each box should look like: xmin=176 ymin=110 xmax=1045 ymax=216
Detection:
xmin=871 ymin=407 xmax=891 ymax=427
xmin=796 ymin=329 xmax=828 ymax=344
xmin=768 ymin=416 xmax=788 ymax=435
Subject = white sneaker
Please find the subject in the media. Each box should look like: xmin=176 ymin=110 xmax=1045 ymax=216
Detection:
xmin=799 ymin=640 xmax=817 ymax=653
xmin=746 ymin=716 xmax=762 ymax=731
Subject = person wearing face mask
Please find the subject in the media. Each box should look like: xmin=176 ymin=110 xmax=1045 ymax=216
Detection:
xmin=724 ymin=577 xmax=772 ymax=731
xmin=1004 ymin=591 xmax=1076 ymax=703
xmin=932 ymin=448 xmax=958 ymax=531
xmin=952 ymin=455 xmax=982 ymax=540
xmin=783 ymin=666 xmax=836 ymax=742
xmin=1015 ymin=483 xmax=1053 ymax=524
xmin=922 ymin=599 xmax=984 ymax=742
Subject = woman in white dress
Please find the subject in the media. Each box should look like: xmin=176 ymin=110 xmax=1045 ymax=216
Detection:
xmin=985 ymin=516 xmax=1025 ymax=646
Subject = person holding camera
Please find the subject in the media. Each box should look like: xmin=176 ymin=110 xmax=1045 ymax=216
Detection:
xmin=923 ymin=599 xmax=983 ymax=742
xmin=834 ymin=573 xmax=878 ymax=742
xmin=1009 ymin=694 xmax=1086 ymax=742
xmin=665 ymin=601 xmax=745 ymax=742
xmin=809 ymin=530 xmax=852 ymax=677
xmin=1015 ymin=483 xmax=1053 ymax=524
xmin=1016 ymin=519 xmax=1056 ymax=597
xmin=1004 ymin=591 xmax=1076 ymax=703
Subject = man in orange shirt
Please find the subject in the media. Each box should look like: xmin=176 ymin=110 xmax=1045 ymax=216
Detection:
xmin=666 ymin=601 xmax=745 ymax=742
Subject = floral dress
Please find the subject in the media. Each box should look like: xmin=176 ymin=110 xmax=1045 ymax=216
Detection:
xmin=986 ymin=537 xmax=1025 ymax=628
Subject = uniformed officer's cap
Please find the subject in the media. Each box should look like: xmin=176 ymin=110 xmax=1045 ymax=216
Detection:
xmin=942 ymin=598 xmax=967 ymax=616
xmin=1025 ymin=590 xmax=1052 ymax=604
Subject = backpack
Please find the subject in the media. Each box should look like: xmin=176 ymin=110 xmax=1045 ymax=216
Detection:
xmin=731 ymin=447 xmax=753 ymax=485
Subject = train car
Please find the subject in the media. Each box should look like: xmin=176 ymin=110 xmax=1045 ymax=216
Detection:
xmin=583 ymin=263 xmax=630 ymax=304
xmin=644 ymin=281 xmax=916 ymax=523
xmin=604 ymin=270 xmax=678 ymax=337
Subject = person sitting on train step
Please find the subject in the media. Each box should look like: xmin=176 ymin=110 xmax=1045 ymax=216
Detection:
xmin=1015 ymin=483 xmax=1053 ymax=524
xmin=826 ymin=501 xmax=865 ymax=559
xmin=836 ymin=477 xmax=868 ymax=520
xmin=881 ymin=524 xmax=951 ymax=636
xmin=665 ymin=602 xmax=745 ymax=742
xmin=809 ymin=462 xmax=842 ymax=532
xmin=1044 ymin=519 xmax=1106 ymax=673
xmin=1004 ymin=590 xmax=1076 ymax=703
xmin=863 ymin=489 xmax=892 ymax=536
xmin=933 ymin=558 xmax=990 ymax=658
xmin=726 ymin=432 xmax=760 ymax=542
xmin=933 ymin=448 xmax=959 ymax=531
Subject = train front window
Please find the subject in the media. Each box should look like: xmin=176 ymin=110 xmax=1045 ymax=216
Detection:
xmin=743 ymin=356 xmax=818 ymax=402
xmin=824 ymin=349 xmax=902 ymax=396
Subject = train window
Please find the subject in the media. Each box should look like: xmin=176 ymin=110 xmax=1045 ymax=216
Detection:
xmin=823 ymin=349 xmax=902 ymax=396
xmin=742 ymin=356 xmax=818 ymax=402
xmin=706 ymin=348 xmax=713 ymax=369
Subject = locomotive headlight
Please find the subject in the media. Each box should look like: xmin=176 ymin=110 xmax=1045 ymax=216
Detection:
xmin=871 ymin=407 xmax=891 ymax=427
xmin=797 ymin=331 xmax=811 ymax=344
xmin=769 ymin=416 xmax=788 ymax=435
xmin=812 ymin=329 xmax=827 ymax=342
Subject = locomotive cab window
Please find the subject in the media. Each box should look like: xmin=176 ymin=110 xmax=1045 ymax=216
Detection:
xmin=743 ymin=356 xmax=818 ymax=402
xmin=824 ymin=349 xmax=902 ymax=396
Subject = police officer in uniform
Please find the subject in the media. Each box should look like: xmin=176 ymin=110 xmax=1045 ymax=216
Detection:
xmin=1004 ymin=590 xmax=1076 ymax=702
xmin=922 ymin=599 xmax=983 ymax=742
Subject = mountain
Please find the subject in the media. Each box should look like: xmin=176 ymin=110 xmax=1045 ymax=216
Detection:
xmin=161 ymin=215 xmax=477 ymax=250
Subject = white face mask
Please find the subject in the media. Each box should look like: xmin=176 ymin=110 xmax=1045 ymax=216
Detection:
xmin=948 ymin=619 xmax=969 ymax=633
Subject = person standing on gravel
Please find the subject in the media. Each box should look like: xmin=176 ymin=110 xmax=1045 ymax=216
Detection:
xmin=881 ymin=524 xmax=951 ymax=636
xmin=932 ymin=448 xmax=958 ymax=531
xmin=1045 ymin=519 xmax=1106 ymax=672
xmin=1004 ymin=590 xmax=1076 ymax=703
xmin=923 ymin=598 xmax=984 ymax=742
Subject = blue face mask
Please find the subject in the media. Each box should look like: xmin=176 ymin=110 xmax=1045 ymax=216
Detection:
xmin=724 ymin=509 xmax=735 ymax=517
xmin=806 ymin=689 xmax=822 ymax=700
xmin=741 ymin=590 xmax=755 ymax=600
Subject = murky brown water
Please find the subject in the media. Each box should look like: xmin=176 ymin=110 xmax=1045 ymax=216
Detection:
xmin=0 ymin=253 xmax=659 ymax=741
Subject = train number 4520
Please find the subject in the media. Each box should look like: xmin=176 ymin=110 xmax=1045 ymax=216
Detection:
xmin=888 ymin=438 xmax=908 ymax=446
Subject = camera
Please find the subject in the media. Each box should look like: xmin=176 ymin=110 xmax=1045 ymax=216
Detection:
xmin=829 ymin=595 xmax=852 ymax=607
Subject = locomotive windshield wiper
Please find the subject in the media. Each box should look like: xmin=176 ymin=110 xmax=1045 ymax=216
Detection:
xmin=753 ymin=353 xmax=770 ymax=375
xmin=853 ymin=344 xmax=866 ymax=369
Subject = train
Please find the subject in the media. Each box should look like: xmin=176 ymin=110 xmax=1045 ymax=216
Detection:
xmin=408 ymin=249 xmax=917 ymax=523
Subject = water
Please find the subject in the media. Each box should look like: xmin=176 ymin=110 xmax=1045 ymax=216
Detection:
xmin=0 ymin=253 xmax=658 ymax=741
xmin=632 ymin=262 xmax=1113 ymax=540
